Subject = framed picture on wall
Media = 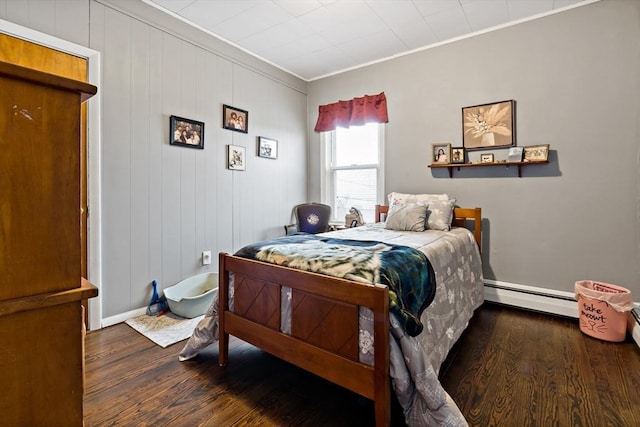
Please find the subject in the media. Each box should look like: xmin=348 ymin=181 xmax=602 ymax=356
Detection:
xmin=451 ymin=147 xmax=465 ymax=164
xmin=257 ymin=136 xmax=278 ymax=159
xmin=462 ymin=99 xmax=515 ymax=150
xmin=170 ymin=115 xmax=204 ymax=149
xmin=227 ymin=145 xmax=246 ymax=170
xmin=223 ymin=104 xmax=248 ymax=133
xmin=432 ymin=143 xmax=451 ymax=164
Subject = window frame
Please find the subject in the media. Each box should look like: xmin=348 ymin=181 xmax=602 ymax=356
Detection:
xmin=320 ymin=123 xmax=385 ymax=224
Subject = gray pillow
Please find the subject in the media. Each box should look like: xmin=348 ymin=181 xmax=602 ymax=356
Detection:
xmin=426 ymin=199 xmax=456 ymax=231
xmin=384 ymin=203 xmax=428 ymax=231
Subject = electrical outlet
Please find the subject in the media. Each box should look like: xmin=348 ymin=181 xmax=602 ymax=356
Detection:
xmin=202 ymin=250 xmax=212 ymax=265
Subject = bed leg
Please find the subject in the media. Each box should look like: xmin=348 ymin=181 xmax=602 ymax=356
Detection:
xmin=218 ymin=252 xmax=229 ymax=367
xmin=374 ymin=397 xmax=391 ymax=427
xmin=218 ymin=331 xmax=228 ymax=367
xmin=373 ymin=286 xmax=391 ymax=427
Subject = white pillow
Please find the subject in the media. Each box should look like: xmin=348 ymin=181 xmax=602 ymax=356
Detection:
xmin=426 ymin=199 xmax=456 ymax=231
xmin=384 ymin=203 xmax=428 ymax=232
xmin=388 ymin=192 xmax=450 ymax=207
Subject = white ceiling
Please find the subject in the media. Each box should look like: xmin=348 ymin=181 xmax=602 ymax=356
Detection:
xmin=144 ymin=0 xmax=593 ymax=81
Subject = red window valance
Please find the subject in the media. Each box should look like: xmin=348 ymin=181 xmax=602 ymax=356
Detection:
xmin=314 ymin=92 xmax=388 ymax=132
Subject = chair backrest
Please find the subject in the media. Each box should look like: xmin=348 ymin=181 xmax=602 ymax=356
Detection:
xmin=294 ymin=203 xmax=332 ymax=234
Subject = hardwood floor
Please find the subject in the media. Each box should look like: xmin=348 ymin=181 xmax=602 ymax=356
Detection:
xmin=84 ymin=303 xmax=640 ymax=426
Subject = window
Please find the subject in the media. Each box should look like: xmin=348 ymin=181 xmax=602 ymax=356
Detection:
xmin=321 ymin=123 xmax=384 ymax=224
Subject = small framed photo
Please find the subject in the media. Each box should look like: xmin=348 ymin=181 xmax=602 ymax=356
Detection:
xmin=227 ymin=145 xmax=246 ymax=170
xmin=451 ymin=147 xmax=465 ymax=164
xmin=523 ymin=144 xmax=550 ymax=162
xmin=432 ymin=143 xmax=451 ymax=164
xmin=223 ymin=104 xmax=248 ymax=133
xmin=258 ymin=136 xmax=278 ymax=159
xmin=462 ymin=99 xmax=515 ymax=150
xmin=480 ymin=153 xmax=495 ymax=163
xmin=170 ymin=115 xmax=204 ymax=149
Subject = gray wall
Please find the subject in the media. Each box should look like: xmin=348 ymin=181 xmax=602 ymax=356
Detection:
xmin=3 ymin=0 xmax=638 ymax=318
xmin=307 ymin=0 xmax=640 ymax=300
xmin=1 ymin=0 xmax=308 ymax=318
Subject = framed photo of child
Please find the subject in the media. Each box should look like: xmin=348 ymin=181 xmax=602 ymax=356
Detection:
xmin=432 ymin=143 xmax=451 ymax=164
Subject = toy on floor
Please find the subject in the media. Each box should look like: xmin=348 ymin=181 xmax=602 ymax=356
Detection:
xmin=146 ymin=280 xmax=169 ymax=316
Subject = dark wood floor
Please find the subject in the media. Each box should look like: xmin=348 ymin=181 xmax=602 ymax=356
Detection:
xmin=84 ymin=303 xmax=640 ymax=426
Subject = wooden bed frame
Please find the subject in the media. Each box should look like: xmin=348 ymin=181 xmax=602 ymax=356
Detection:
xmin=218 ymin=205 xmax=482 ymax=426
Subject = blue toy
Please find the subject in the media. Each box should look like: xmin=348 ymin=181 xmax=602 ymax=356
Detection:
xmin=146 ymin=280 xmax=169 ymax=316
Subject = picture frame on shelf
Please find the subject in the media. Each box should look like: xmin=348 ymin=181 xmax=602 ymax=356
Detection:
xmin=227 ymin=145 xmax=246 ymax=170
xmin=462 ymin=99 xmax=515 ymax=150
xmin=170 ymin=115 xmax=204 ymax=149
xmin=432 ymin=143 xmax=451 ymax=164
xmin=223 ymin=104 xmax=248 ymax=133
xmin=523 ymin=144 xmax=550 ymax=162
xmin=257 ymin=136 xmax=278 ymax=159
xmin=480 ymin=153 xmax=495 ymax=163
xmin=507 ymin=146 xmax=524 ymax=162
xmin=451 ymin=147 xmax=465 ymax=164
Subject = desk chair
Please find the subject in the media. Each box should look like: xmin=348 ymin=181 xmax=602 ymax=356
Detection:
xmin=284 ymin=202 xmax=332 ymax=235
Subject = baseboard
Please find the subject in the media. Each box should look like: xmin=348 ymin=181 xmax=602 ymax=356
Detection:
xmin=101 ymin=307 xmax=147 ymax=328
xmin=484 ymin=280 xmax=640 ymax=349
xmin=99 ymin=281 xmax=640 ymax=349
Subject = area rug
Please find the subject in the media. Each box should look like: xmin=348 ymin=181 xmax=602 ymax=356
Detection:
xmin=125 ymin=313 xmax=204 ymax=348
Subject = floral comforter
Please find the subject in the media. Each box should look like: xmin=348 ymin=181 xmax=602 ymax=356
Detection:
xmin=179 ymin=223 xmax=484 ymax=426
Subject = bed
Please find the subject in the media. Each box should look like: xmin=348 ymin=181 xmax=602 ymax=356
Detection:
xmin=180 ymin=200 xmax=484 ymax=426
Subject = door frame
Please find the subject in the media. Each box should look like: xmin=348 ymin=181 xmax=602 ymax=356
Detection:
xmin=0 ymin=18 xmax=103 ymax=330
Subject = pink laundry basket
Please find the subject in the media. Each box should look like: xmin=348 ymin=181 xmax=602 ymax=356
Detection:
xmin=575 ymin=280 xmax=634 ymax=342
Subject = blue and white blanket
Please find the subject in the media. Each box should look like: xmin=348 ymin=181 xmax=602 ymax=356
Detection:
xmin=234 ymin=233 xmax=436 ymax=337
xmin=180 ymin=224 xmax=485 ymax=427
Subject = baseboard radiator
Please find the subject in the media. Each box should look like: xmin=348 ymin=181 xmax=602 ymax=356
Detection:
xmin=484 ymin=280 xmax=640 ymax=349
xmin=101 ymin=280 xmax=640 ymax=349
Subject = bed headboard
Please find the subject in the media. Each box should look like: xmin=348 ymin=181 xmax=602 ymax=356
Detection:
xmin=375 ymin=205 xmax=482 ymax=251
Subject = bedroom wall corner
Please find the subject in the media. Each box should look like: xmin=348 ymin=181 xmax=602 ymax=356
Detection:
xmin=308 ymin=0 xmax=640 ymax=304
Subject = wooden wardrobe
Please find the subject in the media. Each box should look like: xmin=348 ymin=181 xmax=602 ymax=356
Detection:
xmin=0 ymin=60 xmax=98 ymax=425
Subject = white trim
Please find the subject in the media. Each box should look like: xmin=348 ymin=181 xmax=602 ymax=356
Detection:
xmin=143 ymin=0 xmax=599 ymax=82
xmin=308 ymin=0 xmax=601 ymax=81
xmin=484 ymin=279 xmax=578 ymax=318
xmin=101 ymin=307 xmax=147 ymax=328
xmin=321 ymin=123 xmax=384 ymax=223
xmin=485 ymin=279 xmax=640 ymax=349
xmin=140 ymin=0 xmax=307 ymax=82
xmin=377 ymin=124 xmax=386 ymax=205
xmin=0 ymin=19 xmax=103 ymax=331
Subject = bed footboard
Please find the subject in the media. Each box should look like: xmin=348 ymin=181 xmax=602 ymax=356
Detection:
xmin=218 ymin=252 xmax=391 ymax=426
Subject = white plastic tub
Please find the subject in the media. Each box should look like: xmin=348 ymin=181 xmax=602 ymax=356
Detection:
xmin=164 ymin=272 xmax=218 ymax=318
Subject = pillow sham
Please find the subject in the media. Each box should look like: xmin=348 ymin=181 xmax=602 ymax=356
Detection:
xmin=426 ymin=199 xmax=456 ymax=231
xmin=384 ymin=203 xmax=428 ymax=232
xmin=387 ymin=192 xmax=450 ymax=207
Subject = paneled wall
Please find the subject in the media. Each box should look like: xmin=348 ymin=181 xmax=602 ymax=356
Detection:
xmin=90 ymin=2 xmax=307 ymax=318
xmin=1 ymin=0 xmax=308 ymax=319
xmin=307 ymin=0 xmax=640 ymax=300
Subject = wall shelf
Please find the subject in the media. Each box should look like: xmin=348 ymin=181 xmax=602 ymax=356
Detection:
xmin=428 ymin=160 xmax=549 ymax=178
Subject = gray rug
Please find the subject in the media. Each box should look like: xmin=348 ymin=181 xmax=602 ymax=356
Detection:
xmin=125 ymin=313 xmax=204 ymax=348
